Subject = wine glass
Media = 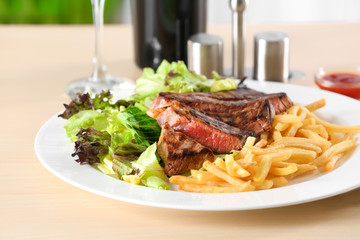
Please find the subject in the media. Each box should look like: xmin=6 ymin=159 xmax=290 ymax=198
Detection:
xmin=66 ymin=0 xmax=130 ymax=99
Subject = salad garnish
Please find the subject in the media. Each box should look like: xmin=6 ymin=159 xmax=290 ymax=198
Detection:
xmin=59 ymin=60 xmax=238 ymax=190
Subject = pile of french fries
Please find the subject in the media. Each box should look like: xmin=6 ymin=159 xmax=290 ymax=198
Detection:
xmin=169 ymin=99 xmax=360 ymax=193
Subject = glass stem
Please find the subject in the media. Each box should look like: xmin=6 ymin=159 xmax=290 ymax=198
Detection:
xmin=90 ymin=0 xmax=106 ymax=82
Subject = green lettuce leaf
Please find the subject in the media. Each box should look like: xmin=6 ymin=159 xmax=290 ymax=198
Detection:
xmin=113 ymin=142 xmax=147 ymax=159
xmin=210 ymin=78 xmax=238 ymax=92
xmin=63 ymin=110 xmax=109 ymax=140
xmin=134 ymin=66 xmax=170 ymax=101
xmin=129 ymin=143 xmax=170 ymax=190
xmin=116 ymin=105 xmax=161 ymax=146
xmin=94 ymin=154 xmax=118 ymax=178
xmin=166 ymin=61 xmax=211 ymax=92
xmin=112 ymin=157 xmax=136 ymax=177
xmin=132 ymin=60 xmax=211 ymax=108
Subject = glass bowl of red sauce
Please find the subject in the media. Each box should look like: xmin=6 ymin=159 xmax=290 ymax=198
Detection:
xmin=315 ymin=66 xmax=360 ymax=100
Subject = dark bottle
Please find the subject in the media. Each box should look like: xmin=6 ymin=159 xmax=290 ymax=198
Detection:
xmin=131 ymin=0 xmax=207 ymax=69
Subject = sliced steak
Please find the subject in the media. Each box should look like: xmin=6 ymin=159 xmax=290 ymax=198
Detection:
xmin=265 ymin=93 xmax=293 ymax=114
xmin=148 ymin=88 xmax=292 ymax=127
xmin=185 ymin=98 xmax=274 ymax=135
xmin=149 ymin=87 xmax=292 ymax=113
xmin=157 ymin=123 xmax=215 ymax=176
xmin=148 ymin=92 xmax=280 ymax=135
xmin=209 ymin=88 xmax=293 ymax=114
xmin=156 ymin=103 xmax=256 ymax=153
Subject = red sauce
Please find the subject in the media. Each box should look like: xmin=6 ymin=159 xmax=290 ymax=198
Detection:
xmin=315 ymin=72 xmax=360 ymax=100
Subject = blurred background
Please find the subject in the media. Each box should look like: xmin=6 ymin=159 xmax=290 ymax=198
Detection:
xmin=1 ymin=0 xmax=360 ymax=25
xmin=0 ymin=0 xmax=125 ymax=24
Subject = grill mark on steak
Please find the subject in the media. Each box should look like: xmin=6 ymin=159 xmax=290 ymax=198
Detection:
xmin=148 ymin=90 xmax=281 ymax=134
xmin=157 ymin=123 xmax=215 ymax=176
xmin=156 ymin=103 xmax=254 ymax=153
xmin=177 ymin=103 xmax=256 ymax=138
xmin=163 ymin=87 xmax=265 ymax=101
xmin=150 ymin=88 xmax=291 ymax=109
xmin=148 ymin=88 xmax=292 ymax=126
xmin=189 ymin=98 xmax=275 ymax=134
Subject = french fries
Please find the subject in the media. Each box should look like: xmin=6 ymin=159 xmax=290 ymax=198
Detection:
xmin=203 ymin=161 xmax=248 ymax=186
xmin=269 ymin=163 xmax=298 ymax=176
xmin=224 ymin=155 xmax=250 ymax=178
xmin=253 ymin=157 xmax=272 ymax=183
xmin=305 ymin=98 xmax=326 ymax=112
xmin=169 ymin=98 xmax=359 ymax=193
xmin=271 ymin=177 xmax=288 ymax=188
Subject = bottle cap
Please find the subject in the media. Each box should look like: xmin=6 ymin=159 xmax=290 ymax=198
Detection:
xmin=253 ymin=31 xmax=289 ymax=82
xmin=187 ymin=33 xmax=223 ymax=78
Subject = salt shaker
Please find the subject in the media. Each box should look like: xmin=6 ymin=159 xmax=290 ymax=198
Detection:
xmin=187 ymin=33 xmax=224 ymax=78
xmin=253 ymin=31 xmax=290 ymax=82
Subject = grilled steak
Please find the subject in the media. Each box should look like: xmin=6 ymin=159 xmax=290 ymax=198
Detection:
xmin=265 ymin=93 xmax=293 ymax=114
xmin=150 ymin=87 xmax=293 ymax=174
xmin=185 ymin=98 xmax=274 ymax=135
xmin=148 ymin=88 xmax=289 ymax=134
xmin=148 ymin=87 xmax=292 ymax=119
xmin=156 ymin=102 xmax=256 ymax=153
xmin=157 ymin=123 xmax=215 ymax=176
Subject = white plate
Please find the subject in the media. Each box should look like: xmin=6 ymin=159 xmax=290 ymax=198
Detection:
xmin=34 ymin=80 xmax=360 ymax=211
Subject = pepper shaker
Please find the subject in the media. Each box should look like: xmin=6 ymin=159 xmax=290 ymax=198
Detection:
xmin=230 ymin=0 xmax=248 ymax=78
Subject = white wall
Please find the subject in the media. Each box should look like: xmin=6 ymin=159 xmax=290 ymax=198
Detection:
xmin=208 ymin=0 xmax=360 ymax=24
xmin=121 ymin=0 xmax=360 ymax=24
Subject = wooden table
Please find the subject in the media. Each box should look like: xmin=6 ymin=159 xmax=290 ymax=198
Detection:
xmin=1 ymin=23 xmax=360 ymax=240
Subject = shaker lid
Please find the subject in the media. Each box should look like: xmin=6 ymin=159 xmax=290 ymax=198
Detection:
xmin=187 ymin=33 xmax=223 ymax=78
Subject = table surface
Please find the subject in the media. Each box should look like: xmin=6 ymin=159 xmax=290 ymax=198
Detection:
xmin=1 ymin=23 xmax=360 ymax=240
